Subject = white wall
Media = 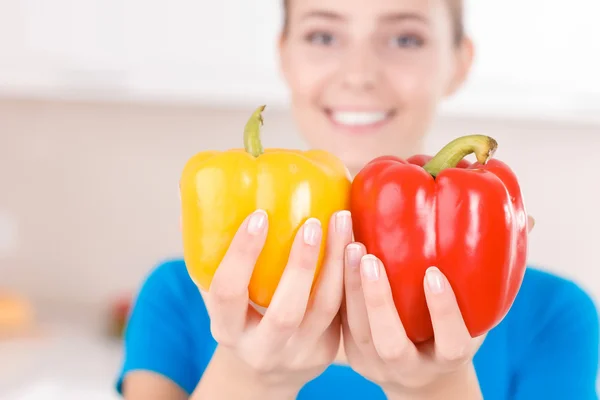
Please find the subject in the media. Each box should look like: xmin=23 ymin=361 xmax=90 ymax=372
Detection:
xmin=1 ymin=98 xmax=599 ymax=310
xmin=1 ymin=1 xmax=599 ymax=123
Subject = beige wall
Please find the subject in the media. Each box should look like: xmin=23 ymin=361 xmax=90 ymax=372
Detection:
xmin=1 ymin=98 xmax=599 ymax=310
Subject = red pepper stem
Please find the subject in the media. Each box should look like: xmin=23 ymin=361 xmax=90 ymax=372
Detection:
xmin=244 ymin=105 xmax=266 ymax=157
xmin=422 ymin=134 xmax=498 ymax=177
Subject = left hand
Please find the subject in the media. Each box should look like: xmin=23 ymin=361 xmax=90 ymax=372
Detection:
xmin=341 ymin=216 xmax=536 ymax=396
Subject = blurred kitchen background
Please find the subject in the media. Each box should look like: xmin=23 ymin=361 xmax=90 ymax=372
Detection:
xmin=1 ymin=1 xmax=599 ymax=399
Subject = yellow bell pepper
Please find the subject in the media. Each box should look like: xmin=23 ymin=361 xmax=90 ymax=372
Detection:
xmin=180 ymin=105 xmax=351 ymax=308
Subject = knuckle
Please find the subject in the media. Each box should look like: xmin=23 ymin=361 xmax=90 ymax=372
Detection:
xmin=345 ymin=275 xmax=363 ymax=292
xmin=247 ymin=358 xmax=267 ymax=373
xmin=314 ymin=288 xmax=343 ymax=319
xmin=433 ymin=302 xmax=457 ymax=320
xmin=209 ymin=323 xmax=236 ymax=347
xmin=428 ymin=295 xmax=460 ymax=321
xmin=319 ymin=298 xmax=342 ymax=318
xmin=246 ymin=354 xmax=275 ymax=374
xmin=210 ymin=283 xmax=247 ymax=305
xmin=355 ymin=334 xmax=372 ymax=347
xmin=267 ymin=311 xmax=303 ymax=333
xmin=325 ymin=243 xmax=345 ymax=265
xmin=288 ymin=240 xmax=319 ymax=271
xmin=437 ymin=344 xmax=470 ymax=365
xmin=363 ymin=290 xmax=388 ymax=310
xmin=296 ymin=248 xmax=319 ymax=270
xmin=345 ymin=324 xmax=372 ymax=348
xmin=377 ymin=341 xmax=411 ymax=363
xmin=234 ymin=234 xmax=263 ymax=260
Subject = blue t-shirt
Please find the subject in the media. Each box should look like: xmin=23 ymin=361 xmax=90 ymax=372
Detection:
xmin=115 ymin=259 xmax=599 ymax=399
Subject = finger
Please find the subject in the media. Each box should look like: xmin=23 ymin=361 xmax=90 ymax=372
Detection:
xmin=527 ymin=215 xmax=535 ymax=233
xmin=251 ymin=217 xmax=323 ymax=352
xmin=207 ymin=209 xmax=268 ymax=346
xmin=296 ymin=210 xmax=353 ymax=343
xmin=360 ymin=255 xmax=417 ymax=364
xmin=423 ymin=267 xmax=473 ymax=368
xmin=342 ymin=242 xmax=374 ymax=350
xmin=341 ymin=295 xmax=380 ymax=378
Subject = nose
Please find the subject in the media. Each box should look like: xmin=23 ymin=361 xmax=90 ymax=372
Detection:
xmin=340 ymin=44 xmax=380 ymax=92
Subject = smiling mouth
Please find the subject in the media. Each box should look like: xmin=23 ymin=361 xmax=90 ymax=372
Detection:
xmin=325 ymin=109 xmax=396 ymax=129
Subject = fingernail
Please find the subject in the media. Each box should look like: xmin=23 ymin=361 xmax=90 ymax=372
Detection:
xmin=346 ymin=243 xmax=362 ymax=268
xmin=303 ymin=218 xmax=322 ymax=246
xmin=361 ymin=255 xmax=380 ymax=281
xmin=335 ymin=210 xmax=351 ymax=233
xmin=426 ymin=267 xmax=445 ymax=294
xmin=247 ymin=210 xmax=267 ymax=235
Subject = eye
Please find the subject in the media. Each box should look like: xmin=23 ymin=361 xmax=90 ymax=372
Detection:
xmin=305 ymin=31 xmax=336 ymax=46
xmin=391 ymin=34 xmax=424 ymax=48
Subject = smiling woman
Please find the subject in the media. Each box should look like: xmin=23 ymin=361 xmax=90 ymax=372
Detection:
xmin=116 ymin=1 xmax=599 ymax=399
xmin=278 ymin=0 xmax=473 ymax=176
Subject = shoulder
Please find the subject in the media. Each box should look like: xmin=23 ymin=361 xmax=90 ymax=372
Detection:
xmin=511 ymin=267 xmax=598 ymax=327
xmin=504 ymin=266 xmax=599 ymax=362
xmin=127 ymin=257 xmax=211 ymax=341
xmin=134 ymin=258 xmax=200 ymax=304
xmin=480 ymin=267 xmax=600 ymax=398
xmin=116 ymin=258 xmax=215 ymax=396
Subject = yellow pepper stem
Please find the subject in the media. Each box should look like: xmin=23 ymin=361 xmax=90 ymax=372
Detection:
xmin=244 ymin=105 xmax=267 ymax=157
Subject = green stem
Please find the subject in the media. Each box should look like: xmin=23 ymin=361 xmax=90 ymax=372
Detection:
xmin=422 ymin=134 xmax=498 ymax=177
xmin=244 ymin=105 xmax=266 ymax=157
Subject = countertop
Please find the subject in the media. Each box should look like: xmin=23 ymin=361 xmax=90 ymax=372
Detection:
xmin=0 ymin=308 xmax=124 ymax=400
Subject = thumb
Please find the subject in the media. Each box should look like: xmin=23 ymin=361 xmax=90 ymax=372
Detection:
xmin=527 ymin=215 xmax=535 ymax=233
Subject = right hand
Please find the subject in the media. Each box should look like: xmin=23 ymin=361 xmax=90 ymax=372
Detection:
xmin=203 ymin=209 xmax=353 ymax=396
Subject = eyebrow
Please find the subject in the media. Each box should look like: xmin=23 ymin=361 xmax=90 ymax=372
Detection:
xmin=300 ymin=10 xmax=344 ymax=22
xmin=299 ymin=10 xmax=428 ymax=24
xmin=380 ymin=12 xmax=429 ymax=24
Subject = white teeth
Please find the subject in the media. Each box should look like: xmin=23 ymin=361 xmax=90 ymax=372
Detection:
xmin=331 ymin=111 xmax=389 ymax=126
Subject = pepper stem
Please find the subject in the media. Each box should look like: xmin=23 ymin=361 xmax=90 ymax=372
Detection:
xmin=422 ymin=134 xmax=498 ymax=177
xmin=244 ymin=105 xmax=266 ymax=157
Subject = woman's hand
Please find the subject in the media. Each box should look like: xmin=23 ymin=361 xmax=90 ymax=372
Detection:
xmin=341 ymin=216 xmax=536 ymax=399
xmin=341 ymin=245 xmax=484 ymax=399
xmin=202 ymin=209 xmax=353 ymax=397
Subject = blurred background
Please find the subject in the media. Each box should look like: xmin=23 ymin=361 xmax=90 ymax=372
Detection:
xmin=1 ymin=1 xmax=599 ymax=398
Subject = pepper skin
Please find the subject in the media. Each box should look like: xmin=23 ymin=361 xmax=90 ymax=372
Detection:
xmin=180 ymin=105 xmax=351 ymax=308
xmin=350 ymin=135 xmax=528 ymax=343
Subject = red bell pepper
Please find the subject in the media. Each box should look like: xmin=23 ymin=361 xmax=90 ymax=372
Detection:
xmin=350 ymin=135 xmax=528 ymax=343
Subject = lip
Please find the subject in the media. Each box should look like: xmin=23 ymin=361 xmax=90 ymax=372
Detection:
xmin=324 ymin=108 xmax=395 ymax=135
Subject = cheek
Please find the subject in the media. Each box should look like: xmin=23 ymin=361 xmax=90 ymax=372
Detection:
xmin=384 ymin=58 xmax=447 ymax=108
xmin=284 ymin=48 xmax=339 ymax=103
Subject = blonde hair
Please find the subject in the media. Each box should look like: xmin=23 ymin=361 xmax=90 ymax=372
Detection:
xmin=282 ymin=0 xmax=465 ymax=45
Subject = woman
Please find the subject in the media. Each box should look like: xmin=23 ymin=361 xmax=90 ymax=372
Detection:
xmin=116 ymin=0 xmax=599 ymax=399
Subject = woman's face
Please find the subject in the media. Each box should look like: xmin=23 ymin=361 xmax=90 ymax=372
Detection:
xmin=279 ymin=0 xmax=473 ymax=174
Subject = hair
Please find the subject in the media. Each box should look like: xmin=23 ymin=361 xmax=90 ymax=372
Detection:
xmin=282 ymin=0 xmax=465 ymax=45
